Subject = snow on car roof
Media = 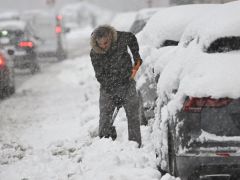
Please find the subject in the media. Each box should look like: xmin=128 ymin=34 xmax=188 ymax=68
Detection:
xmin=137 ymin=4 xmax=218 ymax=48
xmin=180 ymin=1 xmax=240 ymax=49
xmin=0 ymin=20 xmax=26 ymax=31
xmin=0 ymin=11 xmax=20 ymax=21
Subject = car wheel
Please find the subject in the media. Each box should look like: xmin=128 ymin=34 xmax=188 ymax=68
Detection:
xmin=168 ymin=125 xmax=178 ymax=176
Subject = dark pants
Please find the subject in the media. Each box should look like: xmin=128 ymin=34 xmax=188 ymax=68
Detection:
xmin=99 ymin=80 xmax=142 ymax=146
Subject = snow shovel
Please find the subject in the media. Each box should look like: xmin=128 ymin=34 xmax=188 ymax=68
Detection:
xmin=108 ymin=105 xmax=121 ymax=140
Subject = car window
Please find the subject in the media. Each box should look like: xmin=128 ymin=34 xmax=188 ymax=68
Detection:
xmin=130 ymin=19 xmax=146 ymax=34
xmin=161 ymin=40 xmax=178 ymax=47
xmin=206 ymin=36 xmax=240 ymax=53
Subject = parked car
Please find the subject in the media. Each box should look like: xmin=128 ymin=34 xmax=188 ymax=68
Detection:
xmin=110 ymin=11 xmax=138 ymax=32
xmin=136 ymin=4 xmax=218 ymax=123
xmin=21 ymin=10 xmax=68 ymax=61
xmin=130 ymin=7 xmax=161 ymax=34
xmin=0 ymin=48 xmax=15 ymax=98
xmin=156 ymin=2 xmax=240 ymax=179
xmin=0 ymin=20 xmax=40 ymax=74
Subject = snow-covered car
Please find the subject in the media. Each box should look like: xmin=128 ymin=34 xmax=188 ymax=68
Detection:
xmin=0 ymin=20 xmax=40 ymax=74
xmin=129 ymin=7 xmax=161 ymax=34
xmin=21 ymin=10 xmax=68 ymax=61
xmin=136 ymin=4 xmax=218 ymax=122
xmin=156 ymin=2 xmax=240 ymax=179
xmin=0 ymin=48 xmax=15 ymax=98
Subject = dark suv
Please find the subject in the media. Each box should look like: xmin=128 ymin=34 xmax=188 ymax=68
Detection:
xmin=0 ymin=20 xmax=40 ymax=74
xmin=163 ymin=36 xmax=240 ymax=180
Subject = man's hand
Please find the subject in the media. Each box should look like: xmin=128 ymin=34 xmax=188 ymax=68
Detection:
xmin=130 ymin=59 xmax=141 ymax=80
xmin=113 ymin=95 xmax=124 ymax=107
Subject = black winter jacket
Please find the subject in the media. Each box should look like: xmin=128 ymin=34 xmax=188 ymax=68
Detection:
xmin=90 ymin=25 xmax=142 ymax=96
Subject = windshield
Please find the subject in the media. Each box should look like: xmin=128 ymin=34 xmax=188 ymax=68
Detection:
xmin=207 ymin=36 xmax=240 ymax=53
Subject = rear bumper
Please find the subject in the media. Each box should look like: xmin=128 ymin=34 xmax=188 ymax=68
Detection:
xmin=14 ymin=53 xmax=36 ymax=68
xmin=176 ymin=153 xmax=240 ymax=180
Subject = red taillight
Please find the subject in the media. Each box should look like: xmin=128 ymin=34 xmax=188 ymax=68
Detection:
xmin=216 ymin=152 xmax=230 ymax=157
xmin=183 ymin=97 xmax=232 ymax=112
xmin=0 ymin=55 xmax=6 ymax=67
xmin=55 ymin=26 xmax=62 ymax=33
xmin=18 ymin=41 xmax=33 ymax=48
xmin=56 ymin=15 xmax=63 ymax=21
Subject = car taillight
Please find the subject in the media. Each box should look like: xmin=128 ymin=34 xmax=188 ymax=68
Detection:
xmin=0 ymin=55 xmax=6 ymax=67
xmin=18 ymin=41 xmax=33 ymax=48
xmin=216 ymin=152 xmax=230 ymax=157
xmin=56 ymin=15 xmax=63 ymax=21
xmin=55 ymin=26 xmax=62 ymax=33
xmin=183 ymin=97 xmax=232 ymax=113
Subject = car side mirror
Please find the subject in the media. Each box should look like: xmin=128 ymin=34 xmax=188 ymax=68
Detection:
xmin=7 ymin=49 xmax=14 ymax=56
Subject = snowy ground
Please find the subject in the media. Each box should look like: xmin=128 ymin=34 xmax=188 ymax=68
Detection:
xmin=0 ymin=55 xmax=165 ymax=180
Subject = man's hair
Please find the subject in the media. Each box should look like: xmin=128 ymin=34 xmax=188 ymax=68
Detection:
xmin=92 ymin=26 xmax=111 ymax=40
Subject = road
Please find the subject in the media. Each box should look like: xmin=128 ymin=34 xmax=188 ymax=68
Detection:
xmin=0 ymin=57 xmax=59 ymax=102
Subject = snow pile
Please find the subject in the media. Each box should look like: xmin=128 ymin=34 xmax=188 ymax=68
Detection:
xmin=0 ymin=55 xmax=163 ymax=180
xmin=111 ymin=11 xmax=137 ymax=31
xmin=138 ymin=4 xmax=218 ymax=48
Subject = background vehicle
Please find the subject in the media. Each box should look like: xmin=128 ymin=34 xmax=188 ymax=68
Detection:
xmin=0 ymin=11 xmax=20 ymax=21
xmin=0 ymin=49 xmax=15 ymax=98
xmin=130 ymin=7 xmax=160 ymax=34
xmin=0 ymin=20 xmax=40 ymax=74
xmin=21 ymin=10 xmax=68 ymax=61
xmin=156 ymin=2 xmax=240 ymax=179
